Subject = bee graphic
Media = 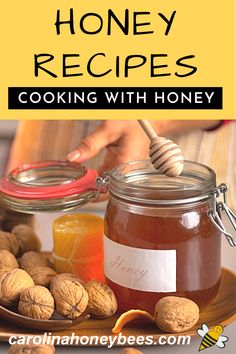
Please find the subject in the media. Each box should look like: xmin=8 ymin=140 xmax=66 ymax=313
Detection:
xmin=197 ymin=323 xmax=228 ymax=351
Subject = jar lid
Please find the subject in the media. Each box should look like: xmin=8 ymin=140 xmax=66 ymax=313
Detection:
xmin=0 ymin=161 xmax=99 ymax=213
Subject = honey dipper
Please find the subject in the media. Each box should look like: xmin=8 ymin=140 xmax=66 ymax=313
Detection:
xmin=138 ymin=120 xmax=184 ymax=177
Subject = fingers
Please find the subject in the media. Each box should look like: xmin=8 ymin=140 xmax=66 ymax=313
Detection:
xmin=67 ymin=126 xmax=111 ymax=163
xmin=67 ymin=120 xmax=150 ymax=173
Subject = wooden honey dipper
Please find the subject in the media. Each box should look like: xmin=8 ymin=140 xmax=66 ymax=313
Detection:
xmin=138 ymin=120 xmax=184 ymax=177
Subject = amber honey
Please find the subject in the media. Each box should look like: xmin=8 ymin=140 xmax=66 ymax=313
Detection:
xmin=104 ymin=161 xmax=221 ymax=313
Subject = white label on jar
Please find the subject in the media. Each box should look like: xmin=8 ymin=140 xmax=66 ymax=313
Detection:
xmin=104 ymin=236 xmax=176 ymax=292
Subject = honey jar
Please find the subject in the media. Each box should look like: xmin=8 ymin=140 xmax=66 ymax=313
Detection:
xmin=0 ymin=159 xmax=235 ymax=313
xmin=104 ymin=160 xmax=236 ymax=312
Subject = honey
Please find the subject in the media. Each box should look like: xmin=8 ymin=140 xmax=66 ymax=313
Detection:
xmin=53 ymin=213 xmax=105 ymax=282
xmin=104 ymin=161 xmax=221 ymax=313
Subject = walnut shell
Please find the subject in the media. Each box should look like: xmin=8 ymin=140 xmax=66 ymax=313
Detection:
xmin=0 ymin=270 xmax=10 ymax=289
xmin=0 ymin=231 xmax=19 ymax=256
xmin=0 ymin=269 xmax=11 ymax=278
xmin=8 ymin=343 xmax=55 ymax=353
xmin=12 ymin=224 xmax=41 ymax=256
xmin=85 ymin=280 xmax=117 ymax=318
xmin=50 ymin=273 xmax=84 ymax=291
xmin=0 ymin=269 xmax=34 ymax=307
xmin=155 ymin=296 xmax=200 ymax=333
xmin=18 ymin=286 xmax=54 ymax=320
xmin=19 ymin=251 xmax=48 ymax=271
xmin=28 ymin=267 xmax=57 ymax=288
xmin=0 ymin=250 xmax=19 ymax=270
xmin=51 ymin=279 xmax=88 ymax=319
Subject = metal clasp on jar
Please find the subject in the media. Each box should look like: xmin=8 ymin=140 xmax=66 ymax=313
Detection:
xmin=96 ymin=174 xmax=110 ymax=197
xmin=209 ymin=183 xmax=236 ymax=247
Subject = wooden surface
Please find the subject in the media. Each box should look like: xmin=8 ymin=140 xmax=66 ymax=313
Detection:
xmin=0 ymin=306 xmax=90 ymax=331
xmin=0 ymin=268 xmax=235 ymax=345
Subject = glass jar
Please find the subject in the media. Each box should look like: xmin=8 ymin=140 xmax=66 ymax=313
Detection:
xmin=104 ymin=160 xmax=222 ymax=312
xmin=0 ymin=161 xmax=99 ymax=212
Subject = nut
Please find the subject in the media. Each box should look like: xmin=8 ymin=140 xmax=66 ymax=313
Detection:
xmin=0 ymin=231 xmax=19 ymax=256
xmin=19 ymin=251 xmax=48 ymax=271
xmin=51 ymin=279 xmax=88 ymax=319
xmin=50 ymin=273 xmax=84 ymax=291
xmin=0 ymin=250 xmax=19 ymax=270
xmin=155 ymin=296 xmax=200 ymax=333
xmin=120 ymin=349 xmax=143 ymax=354
xmin=18 ymin=286 xmax=54 ymax=320
xmin=85 ymin=280 xmax=117 ymax=319
xmin=0 ymin=268 xmax=34 ymax=307
xmin=12 ymin=224 xmax=41 ymax=256
xmin=8 ymin=343 xmax=55 ymax=353
xmin=28 ymin=267 xmax=57 ymax=288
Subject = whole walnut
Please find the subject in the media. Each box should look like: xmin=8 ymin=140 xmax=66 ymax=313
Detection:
xmin=11 ymin=224 xmax=41 ymax=256
xmin=0 ymin=231 xmax=19 ymax=256
xmin=28 ymin=267 xmax=57 ymax=288
xmin=51 ymin=279 xmax=88 ymax=319
xmin=8 ymin=343 xmax=55 ymax=353
xmin=19 ymin=251 xmax=48 ymax=271
xmin=18 ymin=286 xmax=54 ymax=320
xmin=155 ymin=296 xmax=200 ymax=333
xmin=85 ymin=280 xmax=117 ymax=319
xmin=50 ymin=273 xmax=84 ymax=291
xmin=0 ymin=268 xmax=34 ymax=307
xmin=0 ymin=250 xmax=19 ymax=270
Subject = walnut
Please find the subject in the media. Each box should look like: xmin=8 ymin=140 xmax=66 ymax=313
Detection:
xmin=120 ymin=349 xmax=143 ymax=354
xmin=154 ymin=296 xmax=200 ymax=333
xmin=0 ymin=231 xmax=19 ymax=256
xmin=19 ymin=251 xmax=48 ymax=271
xmin=0 ymin=250 xmax=19 ymax=270
xmin=85 ymin=280 xmax=117 ymax=319
xmin=12 ymin=224 xmax=41 ymax=256
xmin=0 ymin=269 xmax=34 ymax=307
xmin=28 ymin=267 xmax=57 ymax=288
xmin=51 ymin=279 xmax=88 ymax=319
xmin=18 ymin=286 xmax=54 ymax=320
xmin=8 ymin=343 xmax=55 ymax=353
xmin=50 ymin=273 xmax=84 ymax=291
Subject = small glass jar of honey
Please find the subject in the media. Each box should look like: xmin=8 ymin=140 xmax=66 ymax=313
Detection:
xmin=104 ymin=160 xmax=224 ymax=312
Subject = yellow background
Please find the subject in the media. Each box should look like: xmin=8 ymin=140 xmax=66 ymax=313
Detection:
xmin=0 ymin=0 xmax=235 ymax=119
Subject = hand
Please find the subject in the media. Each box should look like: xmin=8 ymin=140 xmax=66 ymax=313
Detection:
xmin=67 ymin=119 xmax=222 ymax=174
xmin=67 ymin=120 xmax=150 ymax=174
